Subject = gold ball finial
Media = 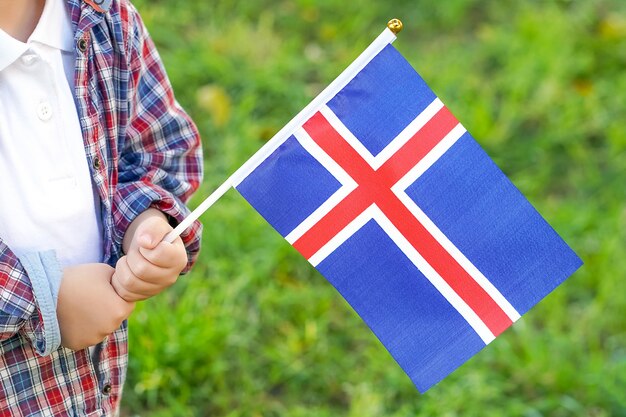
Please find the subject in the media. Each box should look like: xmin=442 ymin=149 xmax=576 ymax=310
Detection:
xmin=387 ymin=18 xmax=403 ymax=34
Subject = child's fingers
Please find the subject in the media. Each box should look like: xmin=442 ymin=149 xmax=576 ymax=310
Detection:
xmin=126 ymin=248 xmax=170 ymax=282
xmin=111 ymin=274 xmax=146 ymax=302
xmin=138 ymin=238 xmax=187 ymax=270
xmin=112 ymin=257 xmax=163 ymax=301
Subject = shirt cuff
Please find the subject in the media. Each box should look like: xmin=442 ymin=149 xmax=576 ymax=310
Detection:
xmin=18 ymin=251 xmax=62 ymax=356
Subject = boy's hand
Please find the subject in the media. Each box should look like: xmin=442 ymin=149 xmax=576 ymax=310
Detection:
xmin=112 ymin=208 xmax=187 ymax=302
xmin=57 ymin=264 xmax=135 ymax=351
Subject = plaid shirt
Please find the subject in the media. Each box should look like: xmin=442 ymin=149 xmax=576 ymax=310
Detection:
xmin=0 ymin=0 xmax=203 ymax=415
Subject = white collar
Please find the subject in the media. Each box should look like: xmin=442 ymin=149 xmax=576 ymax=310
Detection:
xmin=0 ymin=0 xmax=74 ymax=72
xmin=30 ymin=0 xmax=75 ymax=53
xmin=0 ymin=30 xmax=27 ymax=72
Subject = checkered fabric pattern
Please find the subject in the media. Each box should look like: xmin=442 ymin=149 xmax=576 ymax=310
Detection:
xmin=0 ymin=0 xmax=203 ymax=414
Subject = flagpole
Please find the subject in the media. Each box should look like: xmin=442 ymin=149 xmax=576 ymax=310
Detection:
xmin=163 ymin=19 xmax=403 ymax=244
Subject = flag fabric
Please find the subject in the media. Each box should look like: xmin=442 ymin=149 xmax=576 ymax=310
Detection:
xmin=233 ymin=32 xmax=582 ymax=392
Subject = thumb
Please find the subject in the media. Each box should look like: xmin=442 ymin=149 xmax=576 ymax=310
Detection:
xmin=135 ymin=217 xmax=171 ymax=249
xmin=137 ymin=231 xmax=156 ymax=249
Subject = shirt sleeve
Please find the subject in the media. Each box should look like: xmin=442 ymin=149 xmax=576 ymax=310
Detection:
xmin=111 ymin=4 xmax=203 ymax=273
xmin=0 ymin=239 xmax=62 ymax=356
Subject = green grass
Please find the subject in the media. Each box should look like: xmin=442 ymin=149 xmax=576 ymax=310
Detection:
xmin=122 ymin=0 xmax=626 ymax=415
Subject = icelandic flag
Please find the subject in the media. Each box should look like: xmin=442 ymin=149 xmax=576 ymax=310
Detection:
xmin=233 ymin=28 xmax=582 ymax=392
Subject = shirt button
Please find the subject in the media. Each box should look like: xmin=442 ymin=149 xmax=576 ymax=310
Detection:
xmin=102 ymin=383 xmax=112 ymax=396
xmin=37 ymin=101 xmax=53 ymax=121
xmin=77 ymin=37 xmax=88 ymax=52
xmin=92 ymin=156 xmax=102 ymax=170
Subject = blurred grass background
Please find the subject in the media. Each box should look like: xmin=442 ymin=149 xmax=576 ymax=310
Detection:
xmin=122 ymin=0 xmax=626 ymax=415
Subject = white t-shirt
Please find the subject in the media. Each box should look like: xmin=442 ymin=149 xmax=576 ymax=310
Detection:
xmin=0 ymin=0 xmax=103 ymax=267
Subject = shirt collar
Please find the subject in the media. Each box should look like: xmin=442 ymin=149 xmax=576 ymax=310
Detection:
xmin=0 ymin=30 xmax=28 ymax=72
xmin=0 ymin=0 xmax=114 ymax=72
xmin=30 ymin=0 xmax=75 ymax=53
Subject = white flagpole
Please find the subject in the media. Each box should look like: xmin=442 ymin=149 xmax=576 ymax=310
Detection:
xmin=163 ymin=20 xmax=403 ymax=244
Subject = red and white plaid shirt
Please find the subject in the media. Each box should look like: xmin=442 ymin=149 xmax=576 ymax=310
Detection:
xmin=0 ymin=0 xmax=203 ymax=414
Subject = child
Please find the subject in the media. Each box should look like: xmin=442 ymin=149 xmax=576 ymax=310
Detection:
xmin=0 ymin=0 xmax=203 ymax=414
